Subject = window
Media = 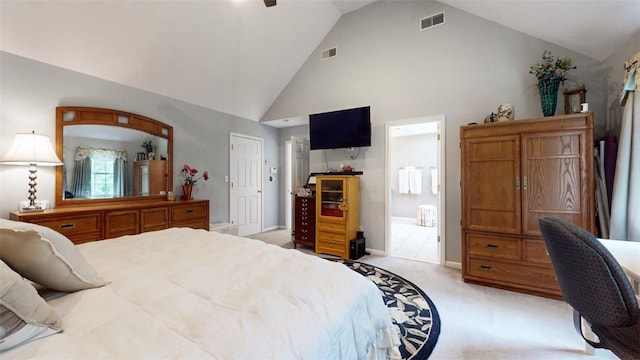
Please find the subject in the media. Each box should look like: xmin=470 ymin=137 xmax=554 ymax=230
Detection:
xmin=91 ymin=160 xmax=115 ymax=198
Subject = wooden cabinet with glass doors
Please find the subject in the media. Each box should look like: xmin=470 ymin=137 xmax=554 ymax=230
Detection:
xmin=315 ymin=175 xmax=360 ymax=259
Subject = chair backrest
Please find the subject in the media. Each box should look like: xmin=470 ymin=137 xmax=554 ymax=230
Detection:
xmin=539 ymin=216 xmax=639 ymax=327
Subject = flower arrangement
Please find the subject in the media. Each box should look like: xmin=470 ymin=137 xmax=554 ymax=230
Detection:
xmin=529 ymin=50 xmax=576 ymax=83
xmin=181 ymin=164 xmax=209 ymax=186
xmin=141 ymin=138 xmax=153 ymax=148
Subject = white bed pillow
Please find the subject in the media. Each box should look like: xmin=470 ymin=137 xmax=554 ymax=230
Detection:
xmin=0 ymin=260 xmax=62 ymax=351
xmin=0 ymin=219 xmax=106 ymax=292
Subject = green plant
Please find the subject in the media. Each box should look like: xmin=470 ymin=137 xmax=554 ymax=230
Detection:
xmin=141 ymin=138 xmax=153 ymax=148
xmin=529 ymin=51 xmax=576 ymax=83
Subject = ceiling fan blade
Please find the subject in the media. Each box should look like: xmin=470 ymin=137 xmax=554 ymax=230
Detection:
xmin=264 ymin=0 xmax=276 ymax=7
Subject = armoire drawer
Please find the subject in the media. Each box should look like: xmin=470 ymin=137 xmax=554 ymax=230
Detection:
xmin=466 ymin=233 xmax=519 ymax=260
xmin=467 ymin=257 xmax=559 ymax=290
xmin=523 ymin=239 xmax=552 ymax=265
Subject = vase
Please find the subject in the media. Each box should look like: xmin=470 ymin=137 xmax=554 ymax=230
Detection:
xmin=182 ymin=185 xmax=193 ymax=201
xmin=145 ymin=145 xmax=153 ymax=155
xmin=537 ymin=78 xmax=561 ymax=116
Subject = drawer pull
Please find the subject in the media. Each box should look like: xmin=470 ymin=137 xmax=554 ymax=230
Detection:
xmin=479 ymin=264 xmax=492 ymax=271
xmin=186 ymin=209 xmax=194 ymax=214
xmin=59 ymin=223 xmax=76 ymax=229
xmin=486 ymin=244 xmax=499 ymax=249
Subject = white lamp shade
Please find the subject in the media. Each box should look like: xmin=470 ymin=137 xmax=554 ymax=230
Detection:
xmin=1 ymin=132 xmax=62 ymax=166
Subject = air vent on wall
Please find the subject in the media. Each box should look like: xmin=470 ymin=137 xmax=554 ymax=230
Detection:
xmin=420 ymin=11 xmax=445 ymax=31
xmin=321 ymin=47 xmax=337 ymax=60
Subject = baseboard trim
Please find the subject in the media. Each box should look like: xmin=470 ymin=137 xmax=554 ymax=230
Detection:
xmin=445 ymin=261 xmax=462 ymax=270
xmin=366 ymin=248 xmax=386 ymax=256
xmin=262 ymin=225 xmax=279 ymax=232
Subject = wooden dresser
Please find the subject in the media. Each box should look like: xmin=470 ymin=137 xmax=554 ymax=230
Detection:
xmin=10 ymin=199 xmax=209 ymax=245
xmin=460 ymin=113 xmax=594 ymax=299
xmin=293 ymin=195 xmax=315 ymax=249
xmin=315 ymin=175 xmax=360 ymax=259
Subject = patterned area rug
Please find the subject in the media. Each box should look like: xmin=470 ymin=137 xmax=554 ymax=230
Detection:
xmin=330 ymin=259 xmax=441 ymax=360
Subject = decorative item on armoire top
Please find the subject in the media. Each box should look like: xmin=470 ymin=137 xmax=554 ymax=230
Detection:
xmin=181 ymin=164 xmax=209 ymax=200
xmin=530 ymin=50 xmax=576 ymax=116
xmin=496 ymin=103 xmax=514 ymax=122
xmin=141 ymin=137 xmax=153 ymax=155
xmin=563 ymin=85 xmax=587 ymax=114
xmin=483 ymin=112 xmax=497 ymax=123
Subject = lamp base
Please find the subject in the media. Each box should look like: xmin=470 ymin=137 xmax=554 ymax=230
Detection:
xmin=19 ymin=200 xmax=49 ymax=213
xmin=19 ymin=207 xmax=46 ymax=214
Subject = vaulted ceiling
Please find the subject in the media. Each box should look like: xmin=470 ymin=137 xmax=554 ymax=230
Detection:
xmin=1 ymin=1 xmax=638 ymax=123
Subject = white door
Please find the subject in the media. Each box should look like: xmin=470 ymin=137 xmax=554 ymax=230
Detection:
xmin=230 ymin=133 xmax=263 ymax=236
xmin=289 ymin=136 xmax=310 ymax=229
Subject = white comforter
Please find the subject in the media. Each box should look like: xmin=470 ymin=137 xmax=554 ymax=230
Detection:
xmin=6 ymin=227 xmax=400 ymax=359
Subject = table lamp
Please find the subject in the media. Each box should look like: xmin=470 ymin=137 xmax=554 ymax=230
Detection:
xmin=1 ymin=131 xmax=62 ymax=212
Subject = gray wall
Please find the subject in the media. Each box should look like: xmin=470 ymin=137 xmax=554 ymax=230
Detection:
xmin=263 ymin=1 xmax=607 ymax=263
xmin=0 ymin=51 xmax=280 ymax=228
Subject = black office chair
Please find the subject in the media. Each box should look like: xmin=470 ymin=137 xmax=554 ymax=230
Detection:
xmin=538 ymin=216 xmax=640 ymax=359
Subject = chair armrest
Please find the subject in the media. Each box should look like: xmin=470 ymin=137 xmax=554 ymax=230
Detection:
xmin=573 ymin=309 xmax=605 ymax=349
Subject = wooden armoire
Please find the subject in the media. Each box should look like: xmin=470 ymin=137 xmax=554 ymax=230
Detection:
xmin=133 ymin=160 xmax=167 ymax=195
xmin=460 ymin=113 xmax=594 ymax=299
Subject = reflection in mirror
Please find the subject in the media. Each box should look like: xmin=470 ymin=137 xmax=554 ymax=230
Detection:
xmin=62 ymin=125 xmax=168 ymax=200
xmin=55 ymin=107 xmax=173 ymax=207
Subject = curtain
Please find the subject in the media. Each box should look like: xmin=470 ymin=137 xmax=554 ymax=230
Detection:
xmin=113 ymin=158 xmax=129 ymax=197
xmin=609 ymin=52 xmax=639 ymax=241
xmin=71 ymin=146 xmax=128 ymax=199
xmin=71 ymin=157 xmax=91 ymax=198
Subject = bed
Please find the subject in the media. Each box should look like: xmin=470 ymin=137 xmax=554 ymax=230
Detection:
xmin=0 ymin=219 xmax=400 ymax=359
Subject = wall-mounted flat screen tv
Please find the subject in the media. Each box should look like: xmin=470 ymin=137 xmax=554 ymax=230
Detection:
xmin=309 ymin=106 xmax=371 ymax=150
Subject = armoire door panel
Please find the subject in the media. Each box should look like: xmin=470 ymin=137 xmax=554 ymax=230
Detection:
xmin=463 ymin=135 xmax=521 ymax=234
xmin=522 ymin=131 xmax=585 ymax=236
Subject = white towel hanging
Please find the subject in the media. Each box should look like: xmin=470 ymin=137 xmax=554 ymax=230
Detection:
xmin=408 ymin=167 xmax=422 ymax=195
xmin=398 ymin=168 xmax=409 ymax=194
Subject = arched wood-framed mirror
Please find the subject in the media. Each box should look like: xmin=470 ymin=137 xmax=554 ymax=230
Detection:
xmin=55 ymin=107 xmax=173 ymax=208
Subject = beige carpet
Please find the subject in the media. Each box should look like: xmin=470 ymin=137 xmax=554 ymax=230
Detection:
xmin=246 ymin=229 xmax=293 ymax=248
xmin=244 ymin=229 xmax=616 ymax=359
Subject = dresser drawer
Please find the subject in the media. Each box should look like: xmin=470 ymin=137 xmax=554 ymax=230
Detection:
xmin=171 ymin=203 xmax=208 ymax=222
xmin=141 ymin=207 xmax=169 ymax=232
xmin=105 ymin=210 xmax=140 ymax=239
xmin=523 ymin=239 xmax=552 ymax=264
xmin=317 ymin=221 xmax=346 ymax=234
xmin=34 ymin=214 xmax=102 ymax=244
xmin=173 ymin=219 xmax=209 ymax=230
xmin=467 ymin=257 xmax=559 ymax=291
xmin=467 ymin=233 xmax=519 ymax=260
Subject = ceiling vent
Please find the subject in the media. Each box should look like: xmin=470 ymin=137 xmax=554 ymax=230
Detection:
xmin=321 ymin=47 xmax=337 ymax=60
xmin=420 ymin=11 xmax=445 ymax=31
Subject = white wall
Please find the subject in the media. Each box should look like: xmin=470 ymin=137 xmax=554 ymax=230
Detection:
xmin=390 ymin=133 xmax=438 ymax=218
xmin=263 ymin=1 xmax=607 ymax=263
xmin=0 ymin=52 xmax=281 ymax=228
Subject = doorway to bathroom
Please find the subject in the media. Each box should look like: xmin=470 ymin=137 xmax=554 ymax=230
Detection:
xmin=385 ymin=115 xmax=445 ymax=264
